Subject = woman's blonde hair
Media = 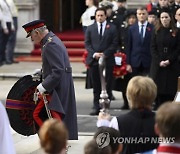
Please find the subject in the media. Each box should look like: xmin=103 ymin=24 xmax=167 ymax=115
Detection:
xmin=126 ymin=76 xmax=157 ymax=109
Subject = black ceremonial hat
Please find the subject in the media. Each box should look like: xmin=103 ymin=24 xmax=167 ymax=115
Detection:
xmin=22 ymin=19 xmax=46 ymax=38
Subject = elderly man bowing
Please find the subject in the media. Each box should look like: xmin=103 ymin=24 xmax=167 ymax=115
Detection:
xmin=22 ymin=20 xmax=78 ymax=140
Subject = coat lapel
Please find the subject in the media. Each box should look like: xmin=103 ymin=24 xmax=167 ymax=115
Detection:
xmin=94 ymin=23 xmax=100 ymax=39
xmin=144 ymin=23 xmax=152 ymax=41
xmin=135 ymin=23 xmax=141 ymax=43
xmin=100 ymin=23 xmax=109 ymax=42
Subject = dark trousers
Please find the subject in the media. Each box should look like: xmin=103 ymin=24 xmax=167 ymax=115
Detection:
xmin=6 ymin=17 xmax=18 ymax=63
xmin=90 ymin=64 xmax=113 ymax=111
xmin=154 ymin=94 xmax=174 ymax=110
xmin=0 ymin=22 xmax=12 ymax=63
xmin=131 ymin=63 xmax=150 ymax=77
xmin=33 ymin=95 xmax=62 ymax=127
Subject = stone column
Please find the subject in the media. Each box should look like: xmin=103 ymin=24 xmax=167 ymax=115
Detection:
xmin=15 ymin=0 xmax=40 ymax=53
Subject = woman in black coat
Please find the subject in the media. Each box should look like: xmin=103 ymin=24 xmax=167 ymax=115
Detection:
xmin=113 ymin=10 xmax=137 ymax=109
xmin=150 ymin=11 xmax=180 ymax=109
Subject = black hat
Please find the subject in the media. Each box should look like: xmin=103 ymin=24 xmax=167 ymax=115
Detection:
xmin=125 ymin=9 xmax=136 ymax=19
xmin=116 ymin=0 xmax=126 ymax=2
xmin=22 ymin=19 xmax=46 ymax=38
xmin=148 ymin=10 xmax=157 ymax=16
xmin=157 ymin=8 xmax=171 ymax=18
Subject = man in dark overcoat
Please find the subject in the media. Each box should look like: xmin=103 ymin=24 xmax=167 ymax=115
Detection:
xmin=22 ymin=20 xmax=78 ymax=140
xmin=85 ymin=8 xmax=118 ymax=115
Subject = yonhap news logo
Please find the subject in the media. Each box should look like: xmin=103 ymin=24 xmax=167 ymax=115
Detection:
xmin=96 ymin=132 xmax=111 ymax=148
xmin=95 ymin=132 xmax=175 ymax=148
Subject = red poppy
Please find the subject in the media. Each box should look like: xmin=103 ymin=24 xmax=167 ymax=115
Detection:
xmin=172 ymin=32 xmax=176 ymax=37
xmin=106 ymin=24 xmax=110 ymax=29
xmin=146 ymin=27 xmax=151 ymax=31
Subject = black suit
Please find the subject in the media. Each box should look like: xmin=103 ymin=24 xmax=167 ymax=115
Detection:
xmin=85 ymin=22 xmax=118 ymax=110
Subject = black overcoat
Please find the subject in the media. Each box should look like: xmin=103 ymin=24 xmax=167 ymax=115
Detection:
xmin=41 ymin=32 xmax=78 ymax=140
xmin=150 ymin=28 xmax=180 ymax=95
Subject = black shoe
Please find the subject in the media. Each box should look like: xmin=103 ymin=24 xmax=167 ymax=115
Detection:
xmin=120 ymin=105 xmax=129 ymax=110
xmin=0 ymin=62 xmax=3 ymax=66
xmin=6 ymin=61 xmax=13 ymax=65
xmin=90 ymin=109 xmax=100 ymax=116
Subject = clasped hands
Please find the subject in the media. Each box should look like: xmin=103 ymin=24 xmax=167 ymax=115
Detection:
xmin=94 ymin=52 xmax=104 ymax=60
xmin=160 ymin=60 xmax=170 ymax=67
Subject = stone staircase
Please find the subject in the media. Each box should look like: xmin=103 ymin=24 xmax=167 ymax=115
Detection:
xmin=127 ymin=0 xmax=149 ymax=9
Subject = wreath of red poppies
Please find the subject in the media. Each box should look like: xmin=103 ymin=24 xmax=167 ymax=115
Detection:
xmin=113 ymin=52 xmax=127 ymax=78
xmin=83 ymin=51 xmax=128 ymax=78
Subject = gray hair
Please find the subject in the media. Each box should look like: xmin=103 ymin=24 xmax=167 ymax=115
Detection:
xmin=31 ymin=25 xmax=48 ymax=35
xmin=34 ymin=25 xmax=47 ymax=33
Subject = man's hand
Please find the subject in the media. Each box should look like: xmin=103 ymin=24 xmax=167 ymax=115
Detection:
xmin=164 ymin=60 xmax=170 ymax=66
xmin=37 ymin=83 xmax=46 ymax=94
xmin=3 ymin=28 xmax=9 ymax=34
xmin=160 ymin=60 xmax=169 ymax=67
xmin=94 ymin=52 xmax=103 ymax=60
xmin=98 ymin=111 xmax=111 ymax=121
xmin=126 ymin=64 xmax=132 ymax=73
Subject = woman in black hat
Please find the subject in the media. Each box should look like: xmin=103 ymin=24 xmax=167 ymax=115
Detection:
xmin=113 ymin=10 xmax=137 ymax=110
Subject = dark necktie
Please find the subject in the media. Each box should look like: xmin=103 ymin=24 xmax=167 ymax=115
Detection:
xmin=99 ymin=23 xmax=103 ymax=40
xmin=140 ymin=24 xmax=144 ymax=43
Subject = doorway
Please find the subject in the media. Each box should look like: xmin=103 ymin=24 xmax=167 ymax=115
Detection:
xmin=40 ymin=0 xmax=86 ymax=32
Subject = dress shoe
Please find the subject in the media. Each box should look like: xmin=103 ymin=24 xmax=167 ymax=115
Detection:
xmin=0 ymin=62 xmax=3 ymax=67
xmin=5 ymin=61 xmax=13 ymax=65
xmin=90 ymin=109 xmax=100 ymax=116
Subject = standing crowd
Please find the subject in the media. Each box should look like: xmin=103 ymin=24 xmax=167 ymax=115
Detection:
xmin=0 ymin=0 xmax=18 ymax=66
xmin=81 ymin=0 xmax=180 ymax=115
xmin=82 ymin=0 xmax=180 ymax=154
xmin=1 ymin=0 xmax=180 ymax=154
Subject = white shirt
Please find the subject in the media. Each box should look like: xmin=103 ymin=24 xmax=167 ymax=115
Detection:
xmin=177 ymin=22 xmax=180 ymax=28
xmin=0 ymin=102 xmax=16 ymax=154
xmin=97 ymin=116 xmax=119 ymax=130
xmin=6 ymin=0 xmax=18 ymax=17
xmin=81 ymin=5 xmax=97 ymax=26
xmin=138 ymin=21 xmax=148 ymax=38
xmin=97 ymin=20 xmax=107 ymax=36
xmin=0 ymin=0 xmax=14 ymax=29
